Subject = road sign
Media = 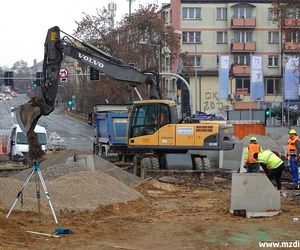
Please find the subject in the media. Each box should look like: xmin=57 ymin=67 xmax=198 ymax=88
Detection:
xmin=59 ymin=67 xmax=68 ymax=78
xmin=60 ymin=78 xmax=68 ymax=83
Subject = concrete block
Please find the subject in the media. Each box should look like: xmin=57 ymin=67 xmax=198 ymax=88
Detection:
xmin=222 ymin=142 xmax=244 ymax=170
xmin=84 ymin=155 xmax=95 ymax=171
xmin=231 ymin=173 xmax=281 ymax=213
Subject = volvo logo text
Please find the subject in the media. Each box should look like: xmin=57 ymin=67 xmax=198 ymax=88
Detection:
xmin=78 ymin=53 xmax=104 ymax=68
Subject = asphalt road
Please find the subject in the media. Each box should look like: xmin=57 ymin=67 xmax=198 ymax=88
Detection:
xmin=0 ymin=94 xmax=94 ymax=150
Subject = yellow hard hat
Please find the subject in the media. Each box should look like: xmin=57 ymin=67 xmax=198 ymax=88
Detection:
xmin=289 ymin=129 xmax=297 ymax=134
xmin=250 ymin=137 xmax=257 ymax=141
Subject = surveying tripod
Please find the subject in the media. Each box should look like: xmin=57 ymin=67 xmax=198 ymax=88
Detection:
xmin=6 ymin=160 xmax=58 ymax=224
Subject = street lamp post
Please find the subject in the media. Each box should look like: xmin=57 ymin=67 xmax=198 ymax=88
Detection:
xmin=194 ymin=44 xmax=198 ymax=112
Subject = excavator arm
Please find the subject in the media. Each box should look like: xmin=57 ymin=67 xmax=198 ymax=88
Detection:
xmin=17 ymin=26 xmax=161 ymax=134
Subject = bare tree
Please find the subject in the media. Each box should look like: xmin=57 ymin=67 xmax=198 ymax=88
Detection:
xmin=73 ymin=4 xmax=181 ymax=113
xmin=273 ymin=0 xmax=300 ymax=52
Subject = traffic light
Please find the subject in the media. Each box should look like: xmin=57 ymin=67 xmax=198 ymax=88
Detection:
xmin=36 ymin=72 xmax=43 ymax=86
xmin=264 ymin=108 xmax=271 ymax=125
xmin=32 ymin=81 xmax=38 ymax=88
xmin=265 ymin=108 xmax=271 ymax=116
xmin=89 ymin=67 xmax=100 ymax=81
xmin=4 ymin=71 xmax=13 ymax=86
xmin=67 ymin=99 xmax=73 ymax=107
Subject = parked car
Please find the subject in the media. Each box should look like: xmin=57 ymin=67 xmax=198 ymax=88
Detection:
xmin=9 ymin=124 xmax=48 ymax=161
xmin=5 ymin=95 xmax=12 ymax=100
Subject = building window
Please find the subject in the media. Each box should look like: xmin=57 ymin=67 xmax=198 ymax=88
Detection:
xmin=217 ymin=32 xmax=228 ymax=44
xmin=268 ymin=56 xmax=279 ymax=67
xmin=265 ymin=78 xmax=281 ymax=95
xmin=165 ymin=56 xmax=171 ymax=71
xmin=233 ymin=55 xmax=250 ymax=65
xmin=182 ymin=32 xmax=201 ymax=43
xmin=182 ymin=56 xmax=201 ymax=68
xmin=236 ymin=78 xmax=250 ymax=94
xmin=217 ymin=7 xmax=227 ymax=20
xmin=268 ymin=32 xmax=279 ymax=44
xmin=163 ymin=10 xmax=169 ymax=24
xmin=182 ymin=7 xmax=201 ymax=20
xmin=268 ymin=8 xmax=275 ymax=21
xmin=234 ymin=31 xmax=253 ymax=42
xmin=233 ymin=6 xmax=253 ymax=18
xmin=289 ymin=31 xmax=300 ymax=42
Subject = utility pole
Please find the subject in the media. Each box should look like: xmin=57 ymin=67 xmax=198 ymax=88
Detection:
xmin=194 ymin=44 xmax=198 ymax=112
xmin=108 ymin=2 xmax=117 ymax=28
xmin=127 ymin=0 xmax=135 ymax=16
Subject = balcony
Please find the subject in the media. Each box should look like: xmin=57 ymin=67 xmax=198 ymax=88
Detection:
xmin=231 ymin=65 xmax=250 ymax=76
xmin=245 ymin=42 xmax=256 ymax=51
xmin=284 ymin=42 xmax=300 ymax=52
xmin=283 ymin=19 xmax=300 ymax=28
xmin=231 ymin=18 xmax=256 ymax=29
xmin=231 ymin=42 xmax=256 ymax=52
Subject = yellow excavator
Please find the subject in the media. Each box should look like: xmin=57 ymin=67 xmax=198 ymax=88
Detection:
xmin=16 ymin=26 xmax=234 ymax=173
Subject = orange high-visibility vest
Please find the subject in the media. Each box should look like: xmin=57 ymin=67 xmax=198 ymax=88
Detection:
xmin=248 ymin=143 xmax=260 ymax=163
xmin=287 ymin=136 xmax=299 ymax=156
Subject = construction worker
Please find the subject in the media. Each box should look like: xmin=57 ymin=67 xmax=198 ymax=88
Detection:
xmin=253 ymin=150 xmax=284 ymax=190
xmin=243 ymin=137 xmax=263 ymax=173
xmin=287 ymin=129 xmax=300 ymax=184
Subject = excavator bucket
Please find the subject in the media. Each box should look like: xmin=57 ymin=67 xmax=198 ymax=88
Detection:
xmin=16 ymin=98 xmax=42 ymax=134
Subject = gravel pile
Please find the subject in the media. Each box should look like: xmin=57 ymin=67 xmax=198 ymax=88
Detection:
xmin=42 ymin=149 xmax=90 ymax=168
xmin=11 ymin=152 xmax=143 ymax=187
xmin=0 ymin=170 xmax=142 ymax=212
xmin=92 ymin=155 xmax=142 ymax=187
xmin=277 ymin=135 xmax=289 ymax=147
xmin=11 ymin=162 xmax=90 ymax=182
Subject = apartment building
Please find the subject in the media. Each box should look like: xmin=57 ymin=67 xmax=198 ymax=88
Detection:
xmin=162 ymin=0 xmax=285 ymax=116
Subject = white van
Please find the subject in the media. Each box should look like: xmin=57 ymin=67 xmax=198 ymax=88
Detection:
xmin=9 ymin=124 xmax=48 ymax=160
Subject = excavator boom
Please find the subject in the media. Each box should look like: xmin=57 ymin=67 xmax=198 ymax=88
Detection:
xmin=17 ymin=26 xmax=161 ymax=135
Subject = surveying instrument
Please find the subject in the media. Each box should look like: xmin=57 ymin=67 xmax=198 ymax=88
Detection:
xmin=6 ymin=160 xmax=58 ymax=224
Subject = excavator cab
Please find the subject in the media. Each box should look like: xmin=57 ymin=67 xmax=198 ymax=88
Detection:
xmin=128 ymin=100 xmax=177 ymax=139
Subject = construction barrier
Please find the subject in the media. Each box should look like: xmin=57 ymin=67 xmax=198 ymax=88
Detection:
xmin=230 ymin=121 xmax=265 ymax=140
xmin=0 ymin=130 xmax=9 ymax=155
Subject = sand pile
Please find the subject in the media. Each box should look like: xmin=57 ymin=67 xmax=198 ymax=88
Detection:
xmin=0 ymin=170 xmax=142 ymax=213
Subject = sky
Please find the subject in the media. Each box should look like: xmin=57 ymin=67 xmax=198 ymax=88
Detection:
xmin=0 ymin=0 xmax=169 ymax=68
